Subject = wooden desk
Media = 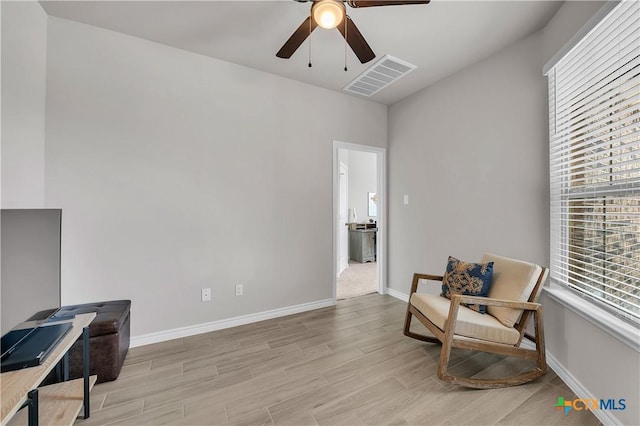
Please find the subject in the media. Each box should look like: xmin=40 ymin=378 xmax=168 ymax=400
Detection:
xmin=346 ymin=222 xmax=377 ymax=231
xmin=1 ymin=312 xmax=97 ymax=426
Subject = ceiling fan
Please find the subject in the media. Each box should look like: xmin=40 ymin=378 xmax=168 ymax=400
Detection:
xmin=276 ymin=0 xmax=430 ymax=65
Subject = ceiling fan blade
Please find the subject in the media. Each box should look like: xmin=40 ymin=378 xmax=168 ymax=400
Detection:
xmin=346 ymin=0 xmax=429 ymax=8
xmin=276 ymin=16 xmax=318 ymax=59
xmin=336 ymin=16 xmax=375 ymax=64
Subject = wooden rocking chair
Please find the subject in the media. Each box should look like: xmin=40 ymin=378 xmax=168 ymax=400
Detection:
xmin=403 ymin=253 xmax=549 ymax=389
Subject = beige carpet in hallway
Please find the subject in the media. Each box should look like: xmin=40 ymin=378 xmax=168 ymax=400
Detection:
xmin=337 ymin=261 xmax=377 ymax=299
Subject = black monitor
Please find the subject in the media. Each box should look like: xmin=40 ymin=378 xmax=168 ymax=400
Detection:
xmin=1 ymin=209 xmax=62 ymax=357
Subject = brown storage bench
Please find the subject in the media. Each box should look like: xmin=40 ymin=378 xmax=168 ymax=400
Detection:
xmin=55 ymin=300 xmax=131 ymax=383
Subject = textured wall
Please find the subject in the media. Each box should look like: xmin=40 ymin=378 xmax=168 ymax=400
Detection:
xmin=388 ymin=31 xmax=548 ymax=292
xmin=347 ymin=150 xmax=377 ymax=223
xmin=1 ymin=1 xmax=48 ymax=208
xmin=44 ymin=17 xmax=387 ymax=337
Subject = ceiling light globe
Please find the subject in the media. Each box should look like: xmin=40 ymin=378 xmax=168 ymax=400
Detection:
xmin=312 ymin=1 xmax=345 ymax=30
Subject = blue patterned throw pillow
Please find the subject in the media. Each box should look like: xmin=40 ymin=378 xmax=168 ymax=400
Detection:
xmin=441 ymin=256 xmax=494 ymax=314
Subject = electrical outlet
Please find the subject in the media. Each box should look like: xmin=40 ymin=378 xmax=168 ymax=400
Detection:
xmin=235 ymin=284 xmax=243 ymax=296
xmin=201 ymin=288 xmax=211 ymax=302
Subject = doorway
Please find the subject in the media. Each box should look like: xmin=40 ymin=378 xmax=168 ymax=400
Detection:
xmin=332 ymin=141 xmax=386 ymax=301
xmin=338 ymin=162 xmax=349 ymax=276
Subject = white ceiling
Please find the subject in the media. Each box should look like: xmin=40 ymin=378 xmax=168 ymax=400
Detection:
xmin=39 ymin=0 xmax=563 ymax=105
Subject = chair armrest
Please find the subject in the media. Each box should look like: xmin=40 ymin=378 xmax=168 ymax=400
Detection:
xmin=414 ymin=273 xmax=444 ymax=281
xmin=450 ymin=294 xmax=541 ymax=311
xmin=409 ymin=273 xmax=444 ymax=294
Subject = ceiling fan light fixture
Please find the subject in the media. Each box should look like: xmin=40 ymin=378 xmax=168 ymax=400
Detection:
xmin=312 ymin=0 xmax=345 ymax=29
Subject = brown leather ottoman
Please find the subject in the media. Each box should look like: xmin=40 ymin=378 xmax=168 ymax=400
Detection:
xmin=56 ymin=300 xmax=131 ymax=383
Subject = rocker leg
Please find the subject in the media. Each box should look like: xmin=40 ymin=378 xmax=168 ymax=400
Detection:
xmin=403 ymin=305 xmax=413 ymax=336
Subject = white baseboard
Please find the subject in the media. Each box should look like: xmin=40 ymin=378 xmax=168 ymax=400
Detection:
xmin=386 ymin=287 xmax=409 ymax=302
xmin=130 ymin=298 xmax=335 ymax=348
xmin=543 ymin=348 xmax=623 ymax=426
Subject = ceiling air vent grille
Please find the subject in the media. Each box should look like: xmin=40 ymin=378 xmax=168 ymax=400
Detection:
xmin=343 ymin=54 xmax=416 ymax=97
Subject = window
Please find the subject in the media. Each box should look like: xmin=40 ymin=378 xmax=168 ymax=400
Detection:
xmin=547 ymin=0 xmax=640 ymax=324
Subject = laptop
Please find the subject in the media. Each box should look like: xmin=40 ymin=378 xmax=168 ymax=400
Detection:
xmin=1 ymin=322 xmax=73 ymax=373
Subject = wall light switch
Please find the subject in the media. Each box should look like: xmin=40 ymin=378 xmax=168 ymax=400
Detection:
xmin=201 ymin=288 xmax=211 ymax=302
xmin=403 ymin=195 xmax=409 ymax=205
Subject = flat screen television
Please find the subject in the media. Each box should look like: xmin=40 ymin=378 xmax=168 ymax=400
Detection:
xmin=1 ymin=209 xmax=63 ymax=358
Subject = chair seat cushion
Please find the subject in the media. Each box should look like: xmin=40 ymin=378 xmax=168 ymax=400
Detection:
xmin=410 ymin=293 xmax=521 ymax=345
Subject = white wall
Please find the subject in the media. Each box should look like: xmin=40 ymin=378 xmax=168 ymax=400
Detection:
xmin=543 ymin=296 xmax=639 ymax=425
xmin=347 ymin=150 xmax=377 ymax=223
xmin=541 ymin=1 xmax=607 ymax=66
xmin=388 ymin=30 xmax=548 ymax=290
xmin=43 ymin=17 xmax=387 ymax=337
xmin=1 ymin=1 xmax=47 ymax=208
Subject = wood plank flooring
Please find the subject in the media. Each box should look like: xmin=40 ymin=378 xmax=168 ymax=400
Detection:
xmin=77 ymin=294 xmax=601 ymax=425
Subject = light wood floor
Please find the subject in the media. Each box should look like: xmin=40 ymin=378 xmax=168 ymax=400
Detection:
xmin=78 ymin=294 xmax=600 ymax=425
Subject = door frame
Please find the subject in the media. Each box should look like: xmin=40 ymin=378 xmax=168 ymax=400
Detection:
xmin=338 ymin=161 xmax=349 ymax=277
xmin=332 ymin=140 xmax=387 ymax=300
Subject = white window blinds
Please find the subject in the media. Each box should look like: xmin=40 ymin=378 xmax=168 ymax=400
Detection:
xmin=547 ymin=0 xmax=640 ymax=323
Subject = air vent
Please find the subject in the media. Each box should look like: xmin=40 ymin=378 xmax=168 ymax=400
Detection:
xmin=343 ymin=54 xmax=416 ymax=97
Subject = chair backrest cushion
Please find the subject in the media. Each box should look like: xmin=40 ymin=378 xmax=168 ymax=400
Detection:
xmin=482 ymin=253 xmax=543 ymax=328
